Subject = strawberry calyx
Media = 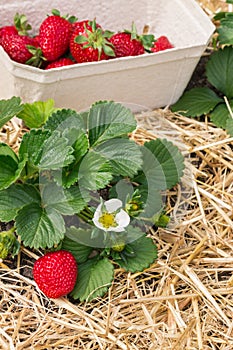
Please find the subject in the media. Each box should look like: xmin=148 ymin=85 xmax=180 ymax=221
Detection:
xmin=74 ymin=19 xmax=115 ymax=59
xmin=50 ymin=8 xmax=78 ymax=24
xmin=124 ymin=22 xmax=155 ymax=51
xmin=14 ymin=13 xmax=32 ymax=36
xmin=26 ymin=45 xmax=47 ymax=68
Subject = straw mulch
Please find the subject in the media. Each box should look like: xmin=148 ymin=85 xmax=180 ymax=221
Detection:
xmin=1 ymin=1 xmax=233 ymax=349
xmin=1 ymin=109 xmax=233 ymax=350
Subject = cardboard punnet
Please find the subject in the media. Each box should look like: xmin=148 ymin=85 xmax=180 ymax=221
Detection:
xmin=0 ymin=0 xmax=215 ymax=111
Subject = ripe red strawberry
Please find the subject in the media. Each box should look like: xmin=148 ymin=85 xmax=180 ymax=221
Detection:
xmin=39 ymin=10 xmax=74 ymax=61
xmin=70 ymin=19 xmax=115 ymax=63
xmin=151 ymin=36 xmax=173 ymax=53
xmin=109 ymin=32 xmax=144 ymax=57
xmin=1 ymin=34 xmax=40 ymax=64
xmin=0 ymin=26 xmax=18 ymax=45
xmin=132 ymin=38 xmax=145 ymax=56
xmin=45 ymin=57 xmax=75 ymax=69
xmin=33 ymin=250 xmax=78 ymax=299
xmin=0 ymin=13 xmax=32 ymax=45
xmin=108 ymin=22 xmax=155 ymax=58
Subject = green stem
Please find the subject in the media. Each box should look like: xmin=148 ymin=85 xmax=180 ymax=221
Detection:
xmin=77 ymin=207 xmax=94 ymax=223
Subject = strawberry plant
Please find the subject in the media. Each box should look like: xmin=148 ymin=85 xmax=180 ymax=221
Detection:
xmin=0 ymin=97 xmax=184 ymax=301
xmin=171 ymin=1 xmax=233 ymax=135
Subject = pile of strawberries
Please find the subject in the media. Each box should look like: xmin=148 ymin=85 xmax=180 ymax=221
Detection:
xmin=0 ymin=9 xmax=174 ymax=70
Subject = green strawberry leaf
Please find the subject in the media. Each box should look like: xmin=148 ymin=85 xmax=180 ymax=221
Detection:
xmin=214 ymin=12 xmax=228 ymax=21
xmin=17 ymin=99 xmax=56 ymax=128
xmin=136 ymin=138 xmax=185 ymax=190
xmin=88 ymin=101 xmax=137 ymax=147
xmin=61 ymin=235 xmax=93 ymax=263
xmin=206 ymin=47 xmax=233 ymax=98
xmin=0 ymin=183 xmax=40 ymax=222
xmin=65 ymin=225 xmax=107 ymax=249
xmin=52 ymin=162 xmax=80 ymax=189
xmin=217 ymin=13 xmax=233 ymax=44
xmin=63 ymin=128 xmax=89 ymax=160
xmin=16 ymin=203 xmax=65 ymax=249
xmin=0 ymin=154 xmax=27 ymax=190
xmin=78 ymin=151 xmax=113 ymax=190
xmin=108 ymin=178 xmax=136 ymax=208
xmin=0 ymin=143 xmax=18 ymax=163
xmin=217 ymin=26 xmax=233 ymax=45
xmin=171 ymin=87 xmax=222 ymax=117
xmin=209 ymin=101 xmax=233 ymax=128
xmin=71 ymin=257 xmax=114 ymax=301
xmin=219 ymin=12 xmax=233 ymax=23
xmin=226 ymin=118 xmax=233 ymax=136
xmin=43 ymin=108 xmax=85 ymax=134
xmin=94 ymin=138 xmax=143 ymax=177
xmin=19 ymin=129 xmax=74 ymax=170
xmin=0 ymin=96 xmax=24 ymax=129
xmin=38 ymin=131 xmax=74 ymax=170
xmin=137 ymin=185 xmax=163 ymax=218
xmin=41 ymin=181 xmax=89 ymax=215
xmin=19 ymin=129 xmax=51 ymax=166
xmin=115 ymin=234 xmax=157 ymax=273
xmin=51 ymin=130 xmax=89 ymax=188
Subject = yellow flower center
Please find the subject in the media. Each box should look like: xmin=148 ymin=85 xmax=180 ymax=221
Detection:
xmin=98 ymin=212 xmax=117 ymax=229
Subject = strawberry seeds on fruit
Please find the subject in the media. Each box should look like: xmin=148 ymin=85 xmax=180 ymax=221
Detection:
xmin=45 ymin=57 xmax=75 ymax=69
xmin=33 ymin=250 xmax=78 ymax=299
xmin=69 ymin=19 xmax=115 ymax=63
xmin=151 ymin=35 xmax=174 ymax=52
xmin=38 ymin=9 xmax=76 ymax=62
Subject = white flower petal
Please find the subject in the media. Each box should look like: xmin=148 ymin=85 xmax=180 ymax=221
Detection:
xmin=94 ymin=203 xmax=102 ymax=216
xmin=115 ymin=209 xmax=130 ymax=228
xmin=105 ymin=198 xmax=123 ymax=213
xmin=92 ymin=198 xmax=130 ymax=232
xmin=93 ymin=206 xmax=101 ymax=221
xmin=92 ymin=205 xmax=103 ymax=229
xmin=110 ymin=226 xmax=126 ymax=232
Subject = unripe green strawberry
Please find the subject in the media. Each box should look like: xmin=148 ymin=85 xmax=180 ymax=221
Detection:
xmin=112 ymin=241 xmax=125 ymax=252
xmin=0 ymin=243 xmax=8 ymax=260
xmin=0 ymin=228 xmax=20 ymax=260
xmin=33 ymin=250 xmax=78 ymax=298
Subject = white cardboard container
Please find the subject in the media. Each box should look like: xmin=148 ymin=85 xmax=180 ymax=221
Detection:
xmin=0 ymin=0 xmax=215 ymax=111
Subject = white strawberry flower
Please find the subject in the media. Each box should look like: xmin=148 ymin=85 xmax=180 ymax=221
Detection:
xmin=93 ymin=198 xmax=130 ymax=232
